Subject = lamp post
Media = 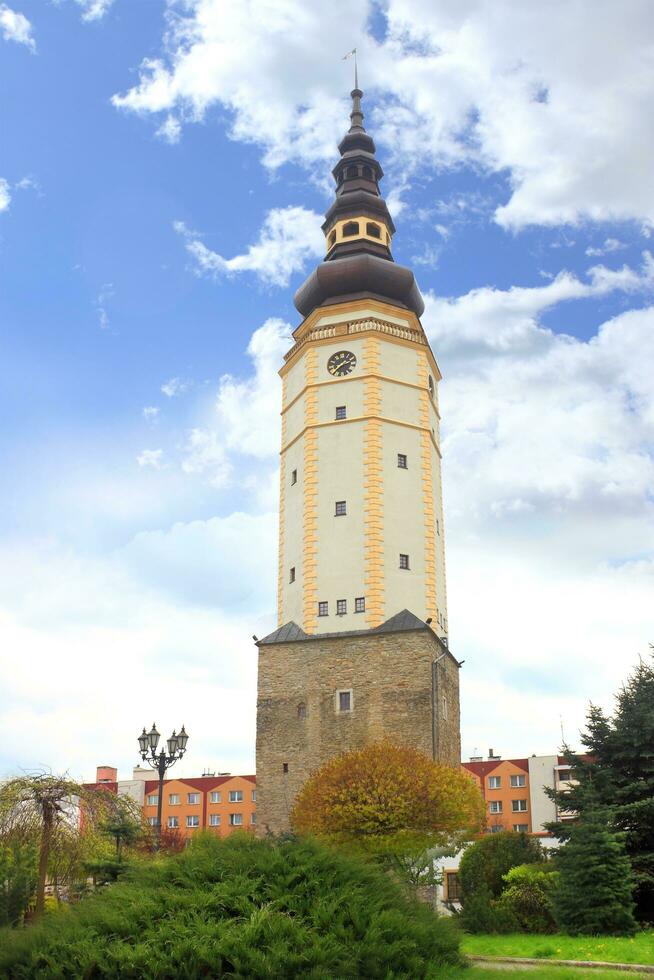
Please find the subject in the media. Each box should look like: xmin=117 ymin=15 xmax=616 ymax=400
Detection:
xmin=138 ymin=723 xmax=188 ymax=847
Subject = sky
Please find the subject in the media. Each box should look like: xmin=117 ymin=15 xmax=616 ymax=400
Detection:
xmin=1 ymin=0 xmax=653 ymax=783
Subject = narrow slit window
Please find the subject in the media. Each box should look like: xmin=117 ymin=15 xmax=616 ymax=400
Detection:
xmin=337 ymin=690 xmax=352 ymax=712
xmin=397 ymin=453 xmax=407 ymax=469
xmin=291 ymin=469 xmax=297 ymax=485
xmin=399 ymin=553 xmax=410 ymax=570
xmin=289 ymin=566 xmax=295 ymax=583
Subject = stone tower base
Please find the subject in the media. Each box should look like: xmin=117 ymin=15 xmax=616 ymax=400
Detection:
xmin=255 ymin=610 xmax=461 ymax=836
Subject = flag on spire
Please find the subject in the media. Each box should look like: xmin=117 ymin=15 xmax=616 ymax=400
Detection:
xmin=342 ymin=48 xmax=358 ymax=90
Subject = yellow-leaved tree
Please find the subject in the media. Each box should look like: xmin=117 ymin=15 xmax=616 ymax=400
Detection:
xmin=290 ymin=741 xmax=485 ymax=883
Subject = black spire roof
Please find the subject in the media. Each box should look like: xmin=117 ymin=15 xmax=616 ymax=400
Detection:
xmin=294 ymin=89 xmax=424 ymax=319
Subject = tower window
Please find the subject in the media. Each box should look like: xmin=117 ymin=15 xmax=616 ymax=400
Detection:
xmin=342 ymin=221 xmax=359 ymax=237
xmin=346 ymin=165 xmax=358 ymax=178
xmin=335 ymin=405 xmax=346 ymax=420
xmin=291 ymin=469 xmax=297 ymax=485
xmin=297 ymin=703 xmax=307 ymax=720
xmin=282 ymin=763 xmax=289 ymax=774
xmin=442 ymin=695 xmax=448 ymax=720
xmin=366 ymin=222 xmax=381 ymax=238
xmin=336 ymin=599 xmax=347 ymax=616
xmin=328 ymin=230 xmax=336 ymax=249
xmin=318 ymin=601 xmax=328 ymax=617
xmin=362 ymin=165 xmax=373 ymax=179
xmin=397 ymin=453 xmax=407 ymax=469
xmin=289 ymin=566 xmax=296 ymax=583
xmin=399 ymin=554 xmax=410 ymax=570
xmin=355 ymin=597 xmax=365 ymax=613
xmin=428 ymin=375 xmax=435 ymax=396
xmin=437 ymin=519 xmax=440 ymax=535
xmin=337 ymin=690 xmax=352 ymax=712
xmin=335 ymin=500 xmax=347 ymax=516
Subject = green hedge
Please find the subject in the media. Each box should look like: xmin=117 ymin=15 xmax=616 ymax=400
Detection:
xmin=0 ymin=832 xmax=461 ymax=978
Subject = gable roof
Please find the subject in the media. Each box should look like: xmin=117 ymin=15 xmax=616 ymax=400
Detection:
xmin=144 ymin=774 xmax=256 ymax=794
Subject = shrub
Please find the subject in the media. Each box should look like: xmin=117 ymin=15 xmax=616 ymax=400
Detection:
xmin=459 ymin=832 xmax=546 ymax=934
xmin=0 ymin=832 xmax=462 ymax=978
xmin=498 ymin=864 xmax=559 ymax=934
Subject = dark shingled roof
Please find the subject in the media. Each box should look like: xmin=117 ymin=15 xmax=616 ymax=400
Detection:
xmin=257 ymin=608 xmax=454 ymax=655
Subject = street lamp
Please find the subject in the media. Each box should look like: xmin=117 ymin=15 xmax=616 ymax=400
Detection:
xmin=138 ymin=722 xmax=188 ymax=847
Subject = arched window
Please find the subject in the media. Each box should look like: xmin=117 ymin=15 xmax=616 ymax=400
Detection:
xmin=342 ymin=221 xmax=359 ymax=237
xmin=366 ymin=222 xmax=381 ymax=239
xmin=297 ymin=703 xmax=307 ymax=720
xmin=328 ymin=230 xmax=336 ymax=249
xmin=346 ymin=165 xmax=358 ymax=178
xmin=362 ymin=165 xmax=373 ymax=179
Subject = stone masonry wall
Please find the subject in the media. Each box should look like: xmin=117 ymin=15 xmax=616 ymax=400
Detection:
xmin=256 ymin=628 xmax=461 ymax=835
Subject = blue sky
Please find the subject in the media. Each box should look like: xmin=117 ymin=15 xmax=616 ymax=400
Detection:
xmin=1 ymin=0 xmax=653 ymax=781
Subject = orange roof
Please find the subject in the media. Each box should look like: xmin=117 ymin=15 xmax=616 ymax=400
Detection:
xmin=463 ymin=758 xmax=529 ymax=779
xmin=144 ymin=774 xmax=256 ymax=794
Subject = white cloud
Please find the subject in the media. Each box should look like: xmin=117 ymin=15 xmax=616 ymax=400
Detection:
xmin=0 ymin=178 xmax=10 ymax=212
xmin=142 ymin=406 xmax=160 ymax=424
xmin=585 ymin=238 xmax=628 ymax=258
xmin=156 ymin=114 xmax=181 ymax=144
xmin=180 ymin=428 xmax=230 ymax=487
xmin=161 ymin=376 xmax=190 ymax=397
xmin=112 ymin=0 xmax=654 ymax=229
xmin=174 ymin=207 xmax=323 ymax=287
xmin=69 ymin=0 xmax=114 ymax=21
xmin=136 ymin=448 xmax=164 ymax=469
xmin=0 ymin=4 xmax=34 ymax=49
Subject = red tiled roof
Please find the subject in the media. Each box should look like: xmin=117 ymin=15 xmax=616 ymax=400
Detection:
xmin=462 ymin=758 xmax=529 ymax=779
xmin=144 ymin=774 xmax=256 ymax=794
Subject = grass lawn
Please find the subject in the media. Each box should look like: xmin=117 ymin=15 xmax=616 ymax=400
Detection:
xmin=461 ymin=931 xmax=654 ymax=965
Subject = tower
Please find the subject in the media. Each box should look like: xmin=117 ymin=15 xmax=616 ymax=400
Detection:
xmin=255 ymin=88 xmax=461 ymax=834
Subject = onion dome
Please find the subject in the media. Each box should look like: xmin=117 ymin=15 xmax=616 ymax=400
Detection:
xmin=294 ymin=89 xmax=424 ymax=319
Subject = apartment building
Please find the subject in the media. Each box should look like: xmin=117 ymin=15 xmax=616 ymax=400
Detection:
xmin=89 ymin=766 xmax=257 ymax=840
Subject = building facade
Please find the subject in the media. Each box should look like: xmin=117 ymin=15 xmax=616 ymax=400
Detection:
xmin=255 ymin=88 xmax=461 ymax=835
xmin=89 ymin=766 xmax=257 ymax=841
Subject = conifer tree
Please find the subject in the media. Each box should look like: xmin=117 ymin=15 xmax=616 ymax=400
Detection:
xmin=548 ymin=650 xmax=654 ymax=922
xmin=553 ymin=809 xmax=637 ymax=936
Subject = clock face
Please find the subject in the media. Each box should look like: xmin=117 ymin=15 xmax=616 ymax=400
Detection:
xmin=327 ymin=350 xmax=357 ymax=377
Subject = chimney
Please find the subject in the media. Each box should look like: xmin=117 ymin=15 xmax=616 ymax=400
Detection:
xmin=488 ymin=748 xmax=501 ymax=760
xmin=469 ymin=755 xmax=483 ymax=762
xmin=132 ymin=765 xmax=153 ymax=782
xmin=96 ymin=765 xmax=117 ymax=784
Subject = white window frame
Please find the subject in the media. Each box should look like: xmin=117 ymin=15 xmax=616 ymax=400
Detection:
xmin=489 ymin=801 xmax=502 ymax=814
xmin=488 ymin=776 xmax=501 ymax=789
xmin=229 ymin=813 xmax=244 ymax=826
xmin=168 ymin=793 xmax=180 ymax=805
xmin=186 ymin=815 xmax=200 ymax=828
xmin=228 ymin=790 xmax=243 ymax=803
xmin=209 ymin=814 xmax=221 ymax=827
xmin=167 ymin=816 xmax=179 ymax=829
xmin=187 ymin=792 xmax=200 ymax=805
xmin=251 ymin=790 xmax=257 ymax=802
xmin=146 ymin=794 xmax=158 ymax=806
xmin=510 ymin=774 xmax=526 ymax=788
xmin=336 ymin=689 xmax=353 ymax=713
xmin=512 ymin=799 xmax=528 ymax=812
xmin=513 ymin=823 xmax=529 ymax=833
xmin=209 ymin=791 xmax=221 ymax=804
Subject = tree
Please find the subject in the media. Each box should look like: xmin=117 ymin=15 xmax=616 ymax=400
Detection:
xmin=553 ymin=809 xmax=637 ymax=936
xmin=548 ymin=650 xmax=654 ymax=922
xmin=290 ymin=741 xmax=485 ymax=870
xmin=498 ymin=864 xmax=559 ymax=934
xmin=0 ymin=773 xmax=108 ymax=918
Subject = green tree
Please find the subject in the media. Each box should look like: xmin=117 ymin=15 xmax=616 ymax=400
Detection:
xmin=548 ymin=650 xmax=654 ymax=922
xmin=553 ymin=809 xmax=637 ymax=936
